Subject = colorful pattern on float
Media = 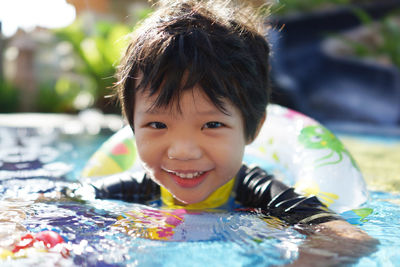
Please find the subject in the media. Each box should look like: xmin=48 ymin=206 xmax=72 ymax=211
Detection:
xmin=298 ymin=125 xmax=358 ymax=168
xmin=82 ymin=104 xmax=369 ymax=214
xmin=82 ymin=127 xmax=137 ymax=178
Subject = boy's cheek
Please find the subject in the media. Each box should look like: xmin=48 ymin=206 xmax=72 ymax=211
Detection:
xmin=135 ymin=140 xmax=155 ymax=164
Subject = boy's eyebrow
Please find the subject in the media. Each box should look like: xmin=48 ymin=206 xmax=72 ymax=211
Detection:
xmin=138 ymin=107 xmax=231 ymax=116
xmin=196 ymin=109 xmax=232 ymax=116
xmin=134 ymin=109 xmax=166 ymax=115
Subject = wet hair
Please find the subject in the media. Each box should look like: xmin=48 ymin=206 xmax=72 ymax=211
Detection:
xmin=116 ymin=0 xmax=271 ymax=141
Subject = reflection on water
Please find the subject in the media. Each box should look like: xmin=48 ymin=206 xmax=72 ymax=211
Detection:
xmin=0 ymin=197 xmax=303 ymax=266
xmin=0 ymin=126 xmax=399 ymax=266
xmin=0 ymin=200 xmax=31 ymax=248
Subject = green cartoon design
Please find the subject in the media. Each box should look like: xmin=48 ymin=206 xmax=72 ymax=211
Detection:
xmin=298 ymin=125 xmax=358 ymax=168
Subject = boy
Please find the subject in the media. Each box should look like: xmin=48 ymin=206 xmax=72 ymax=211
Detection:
xmin=89 ymin=0 xmax=377 ymax=264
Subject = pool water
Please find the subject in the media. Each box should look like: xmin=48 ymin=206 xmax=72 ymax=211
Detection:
xmin=0 ymin=125 xmax=399 ymax=266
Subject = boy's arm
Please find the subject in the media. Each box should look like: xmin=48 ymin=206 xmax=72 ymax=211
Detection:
xmin=288 ymin=220 xmax=378 ymax=266
xmin=235 ymin=165 xmax=378 ymax=265
xmin=65 ymin=171 xmax=160 ymax=203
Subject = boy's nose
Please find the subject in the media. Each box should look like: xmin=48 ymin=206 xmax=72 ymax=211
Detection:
xmin=167 ymin=138 xmax=202 ymax=161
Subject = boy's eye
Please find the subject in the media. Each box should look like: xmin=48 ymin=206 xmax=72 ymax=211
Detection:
xmin=148 ymin=122 xmax=167 ymax=129
xmin=203 ymin=121 xmax=224 ymax=129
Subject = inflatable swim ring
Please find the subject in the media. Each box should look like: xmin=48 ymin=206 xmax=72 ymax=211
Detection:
xmin=82 ymin=104 xmax=369 ymax=213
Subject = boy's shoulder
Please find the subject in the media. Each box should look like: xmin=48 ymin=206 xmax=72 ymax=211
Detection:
xmin=234 ymin=164 xmax=341 ymax=224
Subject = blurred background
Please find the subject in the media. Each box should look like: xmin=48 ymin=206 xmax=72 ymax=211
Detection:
xmin=0 ymin=0 xmax=399 ymax=133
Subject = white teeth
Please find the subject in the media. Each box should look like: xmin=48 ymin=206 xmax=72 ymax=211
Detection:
xmin=173 ymin=171 xmax=203 ymax=179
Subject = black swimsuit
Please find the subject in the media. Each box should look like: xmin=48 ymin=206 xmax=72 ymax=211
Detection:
xmin=90 ymin=164 xmax=341 ymax=225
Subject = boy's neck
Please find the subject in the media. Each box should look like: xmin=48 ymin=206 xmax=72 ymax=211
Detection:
xmin=160 ymin=177 xmax=236 ymax=210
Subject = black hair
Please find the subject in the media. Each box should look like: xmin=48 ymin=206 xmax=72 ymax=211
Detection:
xmin=116 ymin=0 xmax=271 ymax=140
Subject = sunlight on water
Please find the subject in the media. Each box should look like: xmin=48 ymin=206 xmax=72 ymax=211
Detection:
xmin=357 ymin=192 xmax=400 ymax=266
xmin=74 ymin=203 xmax=302 ymax=266
xmin=1 ymin=198 xmax=303 ymax=266
xmin=0 ymin=200 xmax=32 ymax=248
xmin=0 ymin=126 xmax=399 ymax=266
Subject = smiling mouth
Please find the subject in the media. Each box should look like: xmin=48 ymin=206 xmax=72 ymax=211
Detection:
xmin=172 ymin=171 xmax=204 ymax=179
xmin=166 ymin=170 xmax=209 ymax=188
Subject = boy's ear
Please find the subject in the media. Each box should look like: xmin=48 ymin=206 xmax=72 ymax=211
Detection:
xmin=246 ymin=112 xmax=266 ymax=145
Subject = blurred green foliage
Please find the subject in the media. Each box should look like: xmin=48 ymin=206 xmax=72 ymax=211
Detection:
xmin=379 ymin=16 xmax=400 ymax=69
xmin=36 ymin=78 xmax=90 ymax=113
xmin=271 ymin=0 xmax=400 ymax=70
xmin=338 ymin=9 xmax=400 ymax=69
xmin=272 ymin=0 xmax=373 ymax=15
xmin=1 ymin=6 xmax=154 ymax=114
xmin=53 ymin=19 xmax=131 ymax=113
xmin=0 ymin=79 xmax=19 ymax=112
xmin=49 ymin=7 xmax=153 ymax=113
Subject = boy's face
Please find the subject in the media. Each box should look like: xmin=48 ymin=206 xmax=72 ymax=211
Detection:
xmin=133 ymin=85 xmax=248 ymax=205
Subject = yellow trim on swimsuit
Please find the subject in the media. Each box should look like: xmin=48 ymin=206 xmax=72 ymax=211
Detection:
xmin=160 ymin=178 xmax=235 ymax=210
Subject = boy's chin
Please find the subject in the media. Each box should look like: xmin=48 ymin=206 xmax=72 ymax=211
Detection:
xmin=173 ymin=198 xmax=190 ymax=206
xmin=173 ymin=193 xmax=209 ymax=206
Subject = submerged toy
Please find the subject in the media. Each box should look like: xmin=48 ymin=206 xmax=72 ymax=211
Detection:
xmin=82 ymin=104 xmax=369 ymax=213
